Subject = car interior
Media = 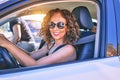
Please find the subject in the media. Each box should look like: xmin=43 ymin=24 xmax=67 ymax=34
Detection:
xmin=0 ymin=1 xmax=98 ymax=70
xmin=72 ymin=6 xmax=95 ymax=60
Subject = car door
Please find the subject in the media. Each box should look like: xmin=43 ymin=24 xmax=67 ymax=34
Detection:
xmin=105 ymin=0 xmax=120 ymax=57
xmin=113 ymin=0 xmax=120 ymax=55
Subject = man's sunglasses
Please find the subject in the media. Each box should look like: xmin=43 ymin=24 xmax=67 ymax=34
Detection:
xmin=48 ymin=21 xmax=67 ymax=29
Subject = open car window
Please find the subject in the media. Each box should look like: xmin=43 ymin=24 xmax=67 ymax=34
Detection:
xmin=0 ymin=0 xmax=98 ymax=70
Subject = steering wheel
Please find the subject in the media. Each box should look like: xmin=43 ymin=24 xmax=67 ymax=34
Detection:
xmin=0 ymin=47 xmax=20 ymax=69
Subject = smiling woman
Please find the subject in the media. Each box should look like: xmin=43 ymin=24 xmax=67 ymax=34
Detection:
xmin=0 ymin=8 xmax=80 ymax=67
xmin=0 ymin=0 xmax=97 ymax=69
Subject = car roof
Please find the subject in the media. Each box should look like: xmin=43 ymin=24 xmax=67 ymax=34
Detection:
xmin=0 ymin=0 xmax=97 ymax=18
xmin=0 ymin=0 xmax=97 ymax=25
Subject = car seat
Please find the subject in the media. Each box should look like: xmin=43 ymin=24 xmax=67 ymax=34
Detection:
xmin=72 ymin=6 xmax=95 ymax=60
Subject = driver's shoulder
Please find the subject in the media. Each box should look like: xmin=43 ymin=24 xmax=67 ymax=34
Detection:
xmin=59 ymin=44 xmax=76 ymax=53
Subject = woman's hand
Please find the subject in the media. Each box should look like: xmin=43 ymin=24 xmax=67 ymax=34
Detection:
xmin=0 ymin=34 xmax=10 ymax=47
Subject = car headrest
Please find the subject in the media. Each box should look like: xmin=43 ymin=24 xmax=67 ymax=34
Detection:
xmin=72 ymin=6 xmax=93 ymax=30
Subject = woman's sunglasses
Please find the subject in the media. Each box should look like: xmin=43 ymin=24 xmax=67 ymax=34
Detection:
xmin=48 ymin=21 xmax=67 ymax=29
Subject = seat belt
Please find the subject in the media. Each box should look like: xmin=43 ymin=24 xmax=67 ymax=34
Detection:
xmin=76 ymin=34 xmax=95 ymax=45
xmin=52 ymin=44 xmax=67 ymax=53
xmin=38 ymin=39 xmax=45 ymax=49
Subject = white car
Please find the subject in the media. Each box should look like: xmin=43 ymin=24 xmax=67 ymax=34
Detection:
xmin=0 ymin=0 xmax=120 ymax=80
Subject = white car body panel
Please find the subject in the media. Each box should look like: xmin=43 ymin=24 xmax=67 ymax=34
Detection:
xmin=0 ymin=57 xmax=120 ymax=80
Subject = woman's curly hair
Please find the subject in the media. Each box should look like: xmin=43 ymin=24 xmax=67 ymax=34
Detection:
xmin=39 ymin=8 xmax=80 ymax=47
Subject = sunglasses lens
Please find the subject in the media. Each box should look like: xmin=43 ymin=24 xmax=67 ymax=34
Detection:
xmin=57 ymin=22 xmax=65 ymax=29
xmin=48 ymin=22 xmax=66 ymax=29
xmin=48 ymin=22 xmax=55 ymax=29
